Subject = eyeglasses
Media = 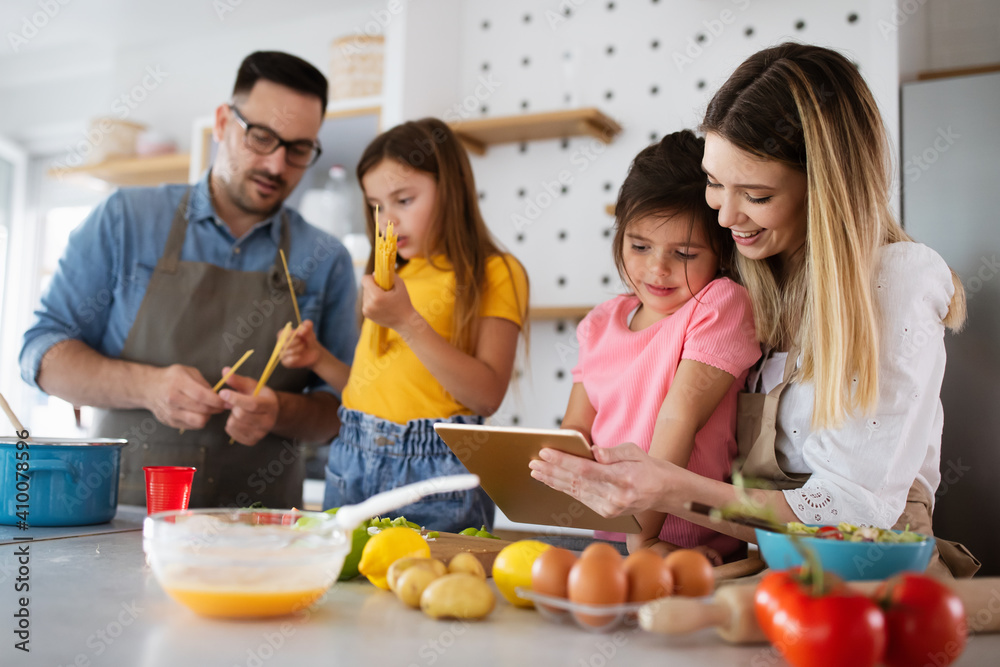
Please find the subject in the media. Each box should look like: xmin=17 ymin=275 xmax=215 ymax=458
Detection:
xmin=228 ymin=104 xmax=322 ymax=168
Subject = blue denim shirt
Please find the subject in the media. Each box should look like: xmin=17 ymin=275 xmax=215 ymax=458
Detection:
xmin=20 ymin=173 xmax=358 ymax=397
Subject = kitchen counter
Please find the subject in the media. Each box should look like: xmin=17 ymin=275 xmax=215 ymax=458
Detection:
xmin=2 ymin=529 xmax=997 ymax=666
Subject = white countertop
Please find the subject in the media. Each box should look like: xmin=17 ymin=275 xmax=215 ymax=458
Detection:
xmin=2 ymin=528 xmax=997 ymax=666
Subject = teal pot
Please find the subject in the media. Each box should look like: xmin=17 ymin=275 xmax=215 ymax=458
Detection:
xmin=1 ymin=437 xmax=128 ymax=527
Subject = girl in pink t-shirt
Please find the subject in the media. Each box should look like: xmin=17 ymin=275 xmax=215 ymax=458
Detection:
xmin=564 ymin=130 xmax=760 ymax=562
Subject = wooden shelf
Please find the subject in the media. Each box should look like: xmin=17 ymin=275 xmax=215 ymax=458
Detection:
xmin=916 ymin=63 xmax=1000 ymax=81
xmin=49 ymin=153 xmax=190 ymax=187
xmin=530 ymin=305 xmax=593 ymax=320
xmin=450 ymin=108 xmax=621 ymax=155
xmin=325 ymin=96 xmax=382 ymax=122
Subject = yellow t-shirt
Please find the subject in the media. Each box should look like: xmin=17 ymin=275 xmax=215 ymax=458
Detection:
xmin=342 ymin=254 xmax=528 ymax=424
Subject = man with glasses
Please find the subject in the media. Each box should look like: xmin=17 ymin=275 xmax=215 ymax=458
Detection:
xmin=20 ymin=52 xmax=358 ymax=509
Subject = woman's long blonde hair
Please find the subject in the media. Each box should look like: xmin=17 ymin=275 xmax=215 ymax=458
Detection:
xmin=702 ymin=43 xmax=965 ymax=429
xmin=357 ymin=118 xmax=529 ymax=356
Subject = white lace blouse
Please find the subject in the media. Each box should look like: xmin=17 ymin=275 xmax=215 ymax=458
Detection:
xmin=750 ymin=242 xmax=954 ymax=528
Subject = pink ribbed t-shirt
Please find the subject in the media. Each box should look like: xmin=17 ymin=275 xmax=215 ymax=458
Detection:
xmin=572 ymin=278 xmax=760 ymax=556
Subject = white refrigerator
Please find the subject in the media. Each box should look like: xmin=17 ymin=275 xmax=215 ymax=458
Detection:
xmin=902 ymin=71 xmax=1000 ymax=575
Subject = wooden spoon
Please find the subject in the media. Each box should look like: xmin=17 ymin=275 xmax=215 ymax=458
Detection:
xmin=0 ymin=390 xmax=28 ymax=437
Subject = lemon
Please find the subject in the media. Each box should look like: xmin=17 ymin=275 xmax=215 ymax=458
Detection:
xmin=358 ymin=527 xmax=431 ymax=590
xmin=491 ymin=540 xmax=552 ymax=608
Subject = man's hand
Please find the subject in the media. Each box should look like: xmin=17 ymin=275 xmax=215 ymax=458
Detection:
xmin=220 ymin=373 xmax=279 ymax=446
xmin=145 ymin=364 xmax=227 ymax=430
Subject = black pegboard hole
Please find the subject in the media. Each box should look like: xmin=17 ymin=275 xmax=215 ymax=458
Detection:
xmin=557 ymin=276 xmax=567 ymax=287
xmin=523 ymin=13 xmax=531 ymax=23
xmin=603 ymin=181 xmax=613 ymax=191
xmin=554 ymin=417 xmax=563 ymax=427
xmin=521 ymin=100 xmax=529 ymax=110
xmin=481 ymin=20 xmax=489 ymax=30
xmin=603 ymin=228 xmax=612 ymax=238
xmin=512 ymin=415 xmax=520 ymax=425
xmin=795 ymin=20 xmax=806 ymax=31
xmin=515 ymin=233 xmax=525 ymax=243
xmin=650 ymin=85 xmax=659 ymax=96
xmin=650 ymin=132 xmax=658 ymax=142
xmin=651 ymin=39 xmax=660 ymax=50
xmin=556 ymin=369 xmax=565 ymax=380
xmin=561 ymin=138 xmax=570 ymax=150
xmin=519 ymin=142 xmax=528 ymax=153
xmin=480 ymin=106 xmax=489 ymax=115
xmin=696 ymin=33 xmax=706 ymax=43
xmin=481 ymin=62 xmax=490 ymax=71
xmin=696 ymin=80 xmax=706 ymax=90
xmin=478 ymin=191 xmax=486 ymax=201
xmin=602 ymin=275 xmax=611 ymax=285
xmin=606 ymin=45 xmax=615 ymax=56
xmin=558 ymin=230 xmax=567 ymax=240
xmin=555 ymin=320 xmax=567 ymax=333
xmin=522 ymin=56 xmax=530 ymax=67
xmin=607 ymin=1 xmax=615 ymax=9
xmin=517 ymin=188 xmax=526 ymax=198
xmin=744 ymin=27 xmax=754 ymax=37
xmin=847 ymin=12 xmax=859 ymax=23
xmin=560 ymin=185 xmax=568 ymax=195
xmin=605 ymin=90 xmax=614 ymax=101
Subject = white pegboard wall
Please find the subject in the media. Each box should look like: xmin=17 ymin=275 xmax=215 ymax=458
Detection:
xmin=455 ymin=0 xmax=899 ymax=429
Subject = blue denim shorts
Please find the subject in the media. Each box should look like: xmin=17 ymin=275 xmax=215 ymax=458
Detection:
xmin=323 ymin=407 xmax=495 ymax=533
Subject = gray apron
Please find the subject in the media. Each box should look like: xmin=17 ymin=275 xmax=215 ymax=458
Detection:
xmin=92 ymin=190 xmax=312 ymax=509
xmin=736 ymin=348 xmax=980 ymax=578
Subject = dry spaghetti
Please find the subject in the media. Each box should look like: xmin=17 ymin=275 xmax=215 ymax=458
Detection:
xmin=372 ymin=209 xmax=397 ymax=355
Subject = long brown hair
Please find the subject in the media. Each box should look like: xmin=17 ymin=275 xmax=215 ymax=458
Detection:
xmin=701 ymin=42 xmax=966 ymax=428
xmin=612 ymin=130 xmax=734 ymax=292
xmin=357 ymin=118 xmax=529 ymax=355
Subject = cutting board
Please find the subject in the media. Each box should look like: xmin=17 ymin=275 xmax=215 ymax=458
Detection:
xmin=427 ymin=532 xmax=511 ymax=575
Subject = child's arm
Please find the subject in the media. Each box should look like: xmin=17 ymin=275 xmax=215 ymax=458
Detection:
xmin=627 ymin=359 xmax=736 ymax=557
xmin=280 ymin=320 xmax=352 ymax=393
xmin=360 ymin=275 xmax=518 ymax=416
xmin=561 ymin=383 xmax=597 ymax=444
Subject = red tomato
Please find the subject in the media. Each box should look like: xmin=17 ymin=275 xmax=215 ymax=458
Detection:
xmin=754 ymin=569 xmax=885 ymax=667
xmin=815 ymin=526 xmax=843 ymax=540
xmin=877 ymin=573 xmax=967 ymax=667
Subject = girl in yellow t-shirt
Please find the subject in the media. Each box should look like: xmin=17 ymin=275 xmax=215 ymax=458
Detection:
xmin=280 ymin=118 xmax=529 ymax=532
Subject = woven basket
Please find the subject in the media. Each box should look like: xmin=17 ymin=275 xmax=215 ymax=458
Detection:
xmin=86 ymin=118 xmax=146 ymax=164
xmin=329 ymin=35 xmax=384 ymax=101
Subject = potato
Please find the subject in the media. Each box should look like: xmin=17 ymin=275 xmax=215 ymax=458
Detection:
xmin=420 ymin=573 xmax=496 ymax=620
xmin=387 ymin=557 xmax=447 ymax=593
xmin=396 ymin=565 xmax=443 ymax=608
xmin=448 ymin=552 xmax=486 ymax=579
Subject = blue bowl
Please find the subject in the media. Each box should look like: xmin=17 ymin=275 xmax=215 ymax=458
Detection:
xmin=755 ymin=527 xmax=935 ymax=581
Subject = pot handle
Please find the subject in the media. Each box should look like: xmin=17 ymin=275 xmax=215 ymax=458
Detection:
xmin=24 ymin=459 xmax=79 ymax=483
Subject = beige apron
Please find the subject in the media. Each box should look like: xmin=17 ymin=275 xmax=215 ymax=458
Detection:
xmin=92 ymin=190 xmax=312 ymax=509
xmin=736 ymin=348 xmax=980 ymax=578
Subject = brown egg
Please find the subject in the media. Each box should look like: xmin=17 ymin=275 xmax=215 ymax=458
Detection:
xmin=622 ymin=549 xmax=674 ymax=602
xmin=530 ymin=547 xmax=577 ymax=615
xmin=568 ymin=543 xmax=627 ymax=627
xmin=663 ymin=549 xmax=715 ymax=597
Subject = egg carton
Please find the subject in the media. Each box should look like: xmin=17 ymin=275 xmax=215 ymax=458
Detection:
xmin=515 ymin=588 xmax=646 ymax=633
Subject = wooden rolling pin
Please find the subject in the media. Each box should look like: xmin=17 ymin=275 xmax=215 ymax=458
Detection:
xmin=639 ymin=578 xmax=1000 ymax=644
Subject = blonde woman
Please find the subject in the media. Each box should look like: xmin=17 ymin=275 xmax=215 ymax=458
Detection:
xmin=530 ymin=43 xmax=978 ymax=576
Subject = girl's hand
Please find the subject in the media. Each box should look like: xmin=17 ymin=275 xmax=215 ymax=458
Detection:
xmin=280 ymin=320 xmax=321 ymax=369
xmin=360 ymin=274 xmax=418 ymax=333
xmin=529 ymin=442 xmax=677 ymax=518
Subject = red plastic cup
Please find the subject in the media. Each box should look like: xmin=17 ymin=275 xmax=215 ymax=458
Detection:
xmin=143 ymin=466 xmax=196 ymax=515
